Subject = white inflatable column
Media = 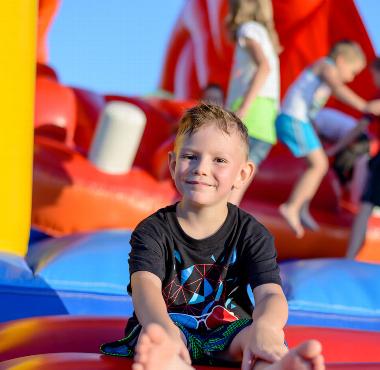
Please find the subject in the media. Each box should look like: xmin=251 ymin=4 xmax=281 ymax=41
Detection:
xmin=89 ymin=101 xmax=146 ymax=174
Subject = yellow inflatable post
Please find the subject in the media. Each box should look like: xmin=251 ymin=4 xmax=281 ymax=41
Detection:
xmin=0 ymin=1 xmax=37 ymax=256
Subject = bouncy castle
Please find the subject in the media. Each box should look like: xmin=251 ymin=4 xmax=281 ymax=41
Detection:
xmin=0 ymin=0 xmax=380 ymax=369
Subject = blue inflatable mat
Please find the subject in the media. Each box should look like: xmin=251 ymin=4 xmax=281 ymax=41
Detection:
xmin=0 ymin=230 xmax=134 ymax=322
xmin=281 ymin=259 xmax=380 ymax=331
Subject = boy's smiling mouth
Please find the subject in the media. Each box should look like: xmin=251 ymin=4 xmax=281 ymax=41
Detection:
xmin=186 ymin=180 xmax=214 ymax=187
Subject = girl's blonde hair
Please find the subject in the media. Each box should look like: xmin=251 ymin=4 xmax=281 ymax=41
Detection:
xmin=226 ymin=0 xmax=282 ymax=54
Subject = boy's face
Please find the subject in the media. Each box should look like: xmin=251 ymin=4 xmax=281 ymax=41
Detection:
xmin=336 ymin=56 xmax=365 ymax=83
xmin=169 ymin=122 xmax=253 ymax=207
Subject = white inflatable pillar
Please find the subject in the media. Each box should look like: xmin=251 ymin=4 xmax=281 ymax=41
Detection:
xmin=89 ymin=101 xmax=146 ymax=174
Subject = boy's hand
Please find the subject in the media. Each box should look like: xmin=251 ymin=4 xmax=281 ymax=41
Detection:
xmin=241 ymin=322 xmax=288 ymax=370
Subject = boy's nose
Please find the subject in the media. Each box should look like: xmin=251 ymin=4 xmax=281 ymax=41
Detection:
xmin=193 ymin=158 xmax=209 ymax=175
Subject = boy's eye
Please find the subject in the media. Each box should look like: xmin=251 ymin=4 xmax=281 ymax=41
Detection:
xmin=181 ymin=153 xmax=196 ymax=160
xmin=215 ymin=157 xmax=227 ymax=163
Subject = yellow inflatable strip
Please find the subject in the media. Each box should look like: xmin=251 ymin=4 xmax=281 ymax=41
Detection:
xmin=0 ymin=1 xmax=37 ymax=256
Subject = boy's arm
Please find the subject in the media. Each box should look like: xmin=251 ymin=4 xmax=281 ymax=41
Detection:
xmin=321 ymin=62 xmax=368 ymax=112
xmin=131 ymin=271 xmax=177 ymax=334
xmin=131 ymin=271 xmax=191 ymax=363
xmin=237 ymin=37 xmax=270 ymax=118
xmin=241 ymin=283 xmax=288 ymax=370
xmin=326 ymin=117 xmax=370 ymax=157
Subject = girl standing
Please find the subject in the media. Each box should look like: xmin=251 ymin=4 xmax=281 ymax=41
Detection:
xmin=226 ymin=0 xmax=281 ymax=205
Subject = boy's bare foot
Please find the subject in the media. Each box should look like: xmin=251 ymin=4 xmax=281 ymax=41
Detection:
xmin=300 ymin=205 xmax=320 ymax=231
xmin=279 ymin=204 xmax=304 ymax=238
xmin=132 ymin=324 xmax=194 ymax=370
xmin=266 ymin=340 xmax=324 ymax=370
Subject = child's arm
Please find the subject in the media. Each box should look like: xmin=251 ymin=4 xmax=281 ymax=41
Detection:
xmin=237 ymin=38 xmax=270 ymax=118
xmin=321 ymin=63 xmax=380 ymax=115
xmin=241 ymin=283 xmax=288 ymax=370
xmin=131 ymin=271 xmax=191 ymax=364
xmin=325 ymin=116 xmax=370 ymax=157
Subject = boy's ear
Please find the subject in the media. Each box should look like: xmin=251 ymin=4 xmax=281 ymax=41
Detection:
xmin=168 ymin=151 xmax=176 ymax=179
xmin=233 ymin=161 xmax=255 ymax=189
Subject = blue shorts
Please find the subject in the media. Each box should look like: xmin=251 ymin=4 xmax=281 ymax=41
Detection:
xmin=275 ymin=113 xmax=321 ymax=157
xmin=248 ymin=137 xmax=273 ymax=167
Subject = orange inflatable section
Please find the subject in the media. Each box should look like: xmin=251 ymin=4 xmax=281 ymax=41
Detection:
xmin=32 ymin=136 xmax=177 ymax=235
xmin=35 ymin=76 xmax=77 ymax=146
xmin=0 ymin=316 xmax=379 ymax=369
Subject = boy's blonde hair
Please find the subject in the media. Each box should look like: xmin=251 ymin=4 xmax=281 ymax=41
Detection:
xmin=174 ymin=103 xmax=249 ymax=158
xmin=226 ymin=0 xmax=282 ymax=53
xmin=329 ymin=40 xmax=366 ymax=64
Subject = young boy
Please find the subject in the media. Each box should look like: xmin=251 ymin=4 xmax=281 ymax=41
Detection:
xmin=101 ymin=104 xmax=324 ymax=370
xmin=276 ymin=40 xmax=380 ymax=238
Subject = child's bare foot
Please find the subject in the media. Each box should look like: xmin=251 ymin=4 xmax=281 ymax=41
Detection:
xmin=266 ymin=340 xmax=324 ymax=370
xmin=300 ymin=205 xmax=320 ymax=231
xmin=132 ymin=324 xmax=194 ymax=370
xmin=279 ymin=204 xmax=304 ymax=238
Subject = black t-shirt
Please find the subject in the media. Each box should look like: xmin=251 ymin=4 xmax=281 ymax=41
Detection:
xmin=127 ymin=202 xmax=281 ymax=332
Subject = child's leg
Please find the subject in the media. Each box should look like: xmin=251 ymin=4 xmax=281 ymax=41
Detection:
xmin=349 ymin=154 xmax=369 ymax=204
xmin=217 ymin=325 xmax=324 ymax=370
xmin=132 ymin=324 xmax=194 ymax=370
xmin=280 ymin=148 xmax=329 ymax=238
xmin=346 ymin=201 xmax=374 ymax=259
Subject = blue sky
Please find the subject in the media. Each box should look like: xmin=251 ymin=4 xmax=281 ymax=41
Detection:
xmin=48 ymin=0 xmax=380 ymax=97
